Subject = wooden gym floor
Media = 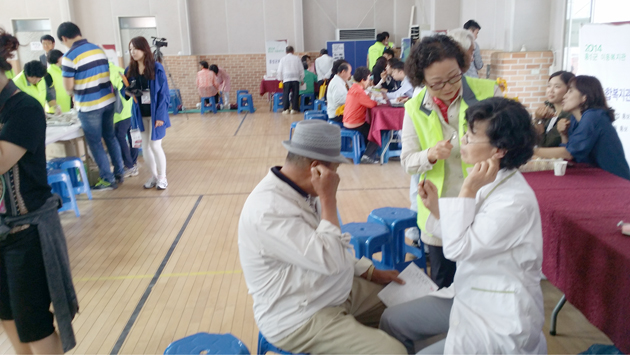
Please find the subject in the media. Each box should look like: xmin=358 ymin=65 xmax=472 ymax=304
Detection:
xmin=0 ymin=111 xmax=612 ymax=354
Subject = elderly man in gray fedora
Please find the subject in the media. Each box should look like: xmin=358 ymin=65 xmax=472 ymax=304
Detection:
xmin=238 ymin=120 xmax=407 ymax=354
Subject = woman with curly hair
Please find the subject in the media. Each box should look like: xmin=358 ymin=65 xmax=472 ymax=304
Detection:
xmin=399 ymin=34 xmax=501 ymax=289
xmin=381 ymin=98 xmax=547 ymax=354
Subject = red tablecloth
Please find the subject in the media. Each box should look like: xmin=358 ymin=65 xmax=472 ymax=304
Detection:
xmin=260 ymin=80 xmax=321 ymax=98
xmin=365 ymin=105 xmax=405 ymax=146
xmin=260 ymin=79 xmax=282 ymax=96
xmin=523 ymin=166 xmax=630 ymax=353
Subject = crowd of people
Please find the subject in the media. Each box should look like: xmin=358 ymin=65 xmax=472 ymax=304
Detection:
xmin=240 ymin=19 xmax=630 ymax=355
xmin=1 ymin=11 xmax=629 ymax=355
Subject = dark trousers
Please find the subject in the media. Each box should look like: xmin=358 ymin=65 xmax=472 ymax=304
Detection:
xmin=114 ymin=118 xmax=138 ymax=169
xmin=282 ymin=81 xmax=300 ymax=111
xmin=347 ymin=122 xmax=379 ymax=159
xmin=428 ymin=245 xmax=457 ymax=288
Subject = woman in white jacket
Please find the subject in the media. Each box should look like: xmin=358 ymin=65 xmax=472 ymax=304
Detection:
xmin=380 ymin=97 xmax=546 ymax=354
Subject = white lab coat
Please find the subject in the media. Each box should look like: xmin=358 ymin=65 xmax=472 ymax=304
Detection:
xmin=426 ymin=169 xmax=547 ymax=354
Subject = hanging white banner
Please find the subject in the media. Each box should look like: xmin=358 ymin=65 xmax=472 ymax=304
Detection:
xmin=579 ymin=24 xmax=630 ymax=163
xmin=265 ymin=40 xmax=287 ymax=78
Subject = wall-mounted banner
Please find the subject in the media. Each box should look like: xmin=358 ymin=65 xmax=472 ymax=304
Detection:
xmin=580 ymin=24 xmax=630 ymax=163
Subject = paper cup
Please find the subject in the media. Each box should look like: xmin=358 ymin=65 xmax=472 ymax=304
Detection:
xmin=554 ymin=161 xmax=568 ymax=176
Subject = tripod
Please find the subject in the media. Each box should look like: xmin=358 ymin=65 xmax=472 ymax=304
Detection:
xmin=153 ymin=46 xmax=184 ymax=112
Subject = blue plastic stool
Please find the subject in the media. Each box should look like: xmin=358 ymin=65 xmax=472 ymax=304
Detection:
xmin=201 ymin=96 xmax=218 ymax=114
xmin=379 ymin=130 xmax=402 ymax=164
xmin=258 ymin=332 xmax=306 ymax=355
xmin=237 ymin=94 xmax=255 ymax=113
xmin=236 ymin=90 xmax=249 ymax=99
xmin=340 ymin=129 xmax=365 ymax=165
xmin=342 ymin=222 xmax=393 ymax=269
xmin=327 ymin=120 xmax=343 ymax=128
xmin=368 ymin=207 xmax=427 ymax=272
xmin=304 ymin=111 xmax=326 ymax=120
xmin=164 ymin=333 xmax=250 ymax=355
xmin=47 ymin=170 xmax=80 ymax=217
xmin=289 ymin=121 xmax=299 ymax=139
xmin=49 ymin=157 xmax=92 ymax=200
xmin=272 ymin=93 xmax=284 ymax=112
xmin=169 ymin=89 xmax=181 ymax=115
xmin=313 ymin=99 xmax=325 ymax=111
xmin=299 ymin=93 xmax=315 ymax=112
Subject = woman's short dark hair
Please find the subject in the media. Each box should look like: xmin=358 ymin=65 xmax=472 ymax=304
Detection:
xmin=56 ymin=22 xmax=81 ymax=41
xmin=47 ymin=49 xmax=64 ymax=65
xmin=330 ymin=59 xmax=348 ymax=77
xmin=405 ymin=34 xmax=469 ymax=87
xmin=353 ymin=67 xmax=371 ymax=82
xmin=24 ymin=60 xmax=47 ymax=78
xmin=570 ymin=75 xmax=615 ymax=121
xmin=465 ymin=97 xmax=536 ymax=169
xmin=0 ymin=28 xmax=19 ymax=72
xmin=199 ymin=61 xmax=209 ymax=69
xmin=548 ymin=70 xmax=574 ymax=86
xmin=209 ymin=64 xmax=219 ymax=74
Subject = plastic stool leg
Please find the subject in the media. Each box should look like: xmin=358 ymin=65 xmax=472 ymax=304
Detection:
xmin=77 ymin=162 xmax=92 ymax=200
xmin=61 ymin=175 xmax=80 ymax=217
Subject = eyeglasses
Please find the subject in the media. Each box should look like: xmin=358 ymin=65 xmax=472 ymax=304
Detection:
xmin=428 ymin=73 xmax=464 ymax=90
xmin=462 ymin=132 xmax=490 ymax=145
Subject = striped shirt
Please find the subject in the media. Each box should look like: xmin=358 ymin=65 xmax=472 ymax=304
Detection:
xmin=62 ymin=39 xmax=114 ymax=112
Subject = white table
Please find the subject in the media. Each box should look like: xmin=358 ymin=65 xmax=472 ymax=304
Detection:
xmin=45 ymin=123 xmax=83 ymax=146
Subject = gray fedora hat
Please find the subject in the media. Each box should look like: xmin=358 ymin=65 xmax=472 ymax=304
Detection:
xmin=282 ymin=120 xmax=351 ymax=164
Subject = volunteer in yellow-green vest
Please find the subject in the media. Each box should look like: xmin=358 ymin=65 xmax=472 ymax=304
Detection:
xmin=12 ymin=60 xmax=60 ymax=113
xmin=367 ymin=32 xmax=394 ymax=70
xmin=4 ymin=67 xmax=14 ymax=79
xmin=46 ymin=50 xmax=71 ymax=113
xmin=401 ymin=34 xmax=501 ymax=288
xmin=109 ymin=61 xmax=139 ymax=178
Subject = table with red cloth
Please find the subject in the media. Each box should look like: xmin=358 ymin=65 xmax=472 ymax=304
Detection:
xmin=523 ymin=165 xmax=630 ymax=353
xmin=365 ymin=105 xmax=405 ymax=146
xmin=259 ymin=79 xmax=321 ymax=110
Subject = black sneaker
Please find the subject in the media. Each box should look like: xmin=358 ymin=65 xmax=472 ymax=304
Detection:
xmin=115 ymin=175 xmax=124 ymax=185
xmin=360 ymin=156 xmax=379 ymax=164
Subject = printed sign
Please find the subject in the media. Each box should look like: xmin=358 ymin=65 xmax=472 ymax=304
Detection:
xmin=30 ymin=41 xmax=43 ymax=51
xmin=265 ymin=40 xmax=288 ymax=78
xmin=580 ymin=24 xmax=630 ymax=163
xmin=332 ymin=43 xmax=344 ymax=60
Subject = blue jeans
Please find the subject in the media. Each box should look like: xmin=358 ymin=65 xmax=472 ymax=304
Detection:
xmin=114 ymin=118 xmax=138 ymax=169
xmin=78 ymin=103 xmax=124 ymax=183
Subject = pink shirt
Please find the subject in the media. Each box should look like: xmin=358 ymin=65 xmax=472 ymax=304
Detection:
xmin=197 ymin=69 xmax=219 ymax=97
xmin=215 ymin=68 xmax=231 ymax=92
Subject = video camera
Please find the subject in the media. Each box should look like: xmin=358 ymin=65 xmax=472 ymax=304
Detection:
xmin=152 ymin=37 xmax=168 ymax=48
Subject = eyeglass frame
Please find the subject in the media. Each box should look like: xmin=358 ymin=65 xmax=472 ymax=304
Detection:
xmin=462 ymin=131 xmax=491 ymax=145
xmin=427 ymin=72 xmax=464 ymax=91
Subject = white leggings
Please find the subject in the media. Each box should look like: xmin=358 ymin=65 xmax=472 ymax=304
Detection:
xmin=141 ymin=117 xmax=167 ymax=179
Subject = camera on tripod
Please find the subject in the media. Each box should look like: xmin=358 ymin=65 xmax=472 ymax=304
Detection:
xmin=152 ymin=37 xmax=168 ymax=48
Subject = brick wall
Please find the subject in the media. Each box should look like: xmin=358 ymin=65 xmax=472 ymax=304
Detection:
xmin=484 ymin=50 xmax=553 ymax=112
xmin=162 ymin=51 xmax=321 ymax=111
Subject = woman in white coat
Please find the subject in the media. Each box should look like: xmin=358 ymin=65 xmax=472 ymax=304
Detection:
xmin=380 ymin=97 xmax=546 ymax=354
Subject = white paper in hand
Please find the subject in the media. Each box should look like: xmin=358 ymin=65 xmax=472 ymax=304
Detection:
xmin=377 ymin=262 xmax=438 ymax=307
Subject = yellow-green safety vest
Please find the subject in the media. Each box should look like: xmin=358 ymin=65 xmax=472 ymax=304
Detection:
xmin=13 ymin=71 xmax=47 ymax=108
xmin=405 ymin=76 xmax=496 ymax=231
xmin=367 ymin=41 xmax=395 ymax=70
xmin=46 ymin=65 xmax=72 ymax=113
xmin=108 ymin=62 xmax=133 ymax=123
xmin=5 ymin=69 xmax=14 ymax=80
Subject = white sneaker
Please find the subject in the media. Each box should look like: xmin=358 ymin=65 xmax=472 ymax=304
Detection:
xmin=124 ymin=165 xmax=139 ymax=178
xmin=282 ymin=110 xmax=290 ymax=115
xmin=290 ymin=109 xmax=298 ymax=114
xmin=156 ymin=178 xmax=168 ymax=190
xmin=144 ymin=177 xmax=157 ymax=189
